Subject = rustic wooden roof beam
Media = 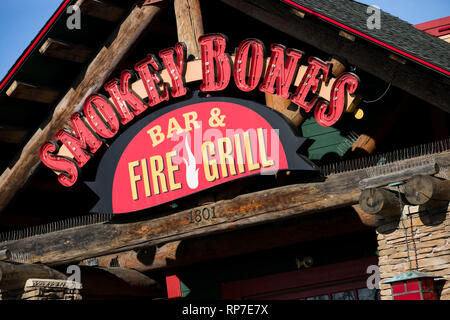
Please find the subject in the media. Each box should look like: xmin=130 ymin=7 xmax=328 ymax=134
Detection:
xmin=5 ymin=81 xmax=61 ymax=104
xmin=75 ymin=0 xmax=126 ymax=22
xmin=39 ymin=38 xmax=94 ymax=64
xmin=1 ymin=151 xmax=448 ymax=267
xmin=0 ymin=127 xmax=29 ymax=144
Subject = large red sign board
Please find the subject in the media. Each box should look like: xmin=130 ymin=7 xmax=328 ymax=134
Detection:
xmin=87 ymin=96 xmax=316 ymax=214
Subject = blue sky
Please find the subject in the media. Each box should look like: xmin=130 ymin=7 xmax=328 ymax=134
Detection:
xmin=0 ymin=0 xmax=449 ymax=80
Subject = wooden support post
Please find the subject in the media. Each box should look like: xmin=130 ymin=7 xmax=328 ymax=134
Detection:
xmin=174 ymin=0 xmax=204 ymax=58
xmin=39 ymin=38 xmax=94 ymax=64
xmin=79 ymin=266 xmax=162 ymax=297
xmin=359 ymin=188 xmax=402 ymax=217
xmin=5 ymin=81 xmax=60 ymax=104
xmin=0 ymin=261 xmax=66 ymax=290
xmin=404 ymin=175 xmax=450 ymax=208
xmin=0 ymin=3 xmax=167 ymax=213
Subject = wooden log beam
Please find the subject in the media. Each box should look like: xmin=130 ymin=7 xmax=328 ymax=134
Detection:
xmin=0 ymin=127 xmax=28 ymax=144
xmin=359 ymin=188 xmax=402 ymax=217
xmin=87 ymin=209 xmax=371 ymax=272
xmin=404 ymin=175 xmax=450 ymax=208
xmin=0 ymin=2 xmax=168 ymax=213
xmin=79 ymin=266 xmax=162 ymax=297
xmin=174 ymin=0 xmax=204 ymax=58
xmin=0 ymin=261 xmax=66 ymax=290
xmin=5 ymin=81 xmax=60 ymax=104
xmin=220 ymin=0 xmax=450 ymax=113
xmin=39 ymin=38 xmax=94 ymax=64
xmin=0 ymin=250 xmax=11 ymax=261
xmin=2 ymin=151 xmax=448 ymax=267
xmin=75 ymin=0 xmax=126 ymax=22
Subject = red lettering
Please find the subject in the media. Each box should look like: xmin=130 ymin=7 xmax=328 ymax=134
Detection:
xmin=104 ymin=70 xmax=148 ymax=125
xmin=55 ymin=112 xmax=102 ymax=167
xmin=234 ymin=39 xmax=265 ymax=92
xmin=291 ymin=57 xmax=331 ymax=112
xmin=314 ymin=72 xmax=360 ymax=127
xmin=40 ymin=142 xmax=79 ymax=187
xmin=83 ymin=94 xmax=120 ymax=138
xmin=135 ymin=55 xmax=169 ymax=107
xmin=199 ymin=33 xmax=232 ymax=92
xmin=159 ymin=43 xmax=188 ymax=98
xmin=259 ymin=44 xmax=303 ymax=99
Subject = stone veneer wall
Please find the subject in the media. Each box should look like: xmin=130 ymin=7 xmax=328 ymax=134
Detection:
xmin=0 ymin=279 xmax=82 ymax=300
xmin=377 ymin=203 xmax=450 ymax=300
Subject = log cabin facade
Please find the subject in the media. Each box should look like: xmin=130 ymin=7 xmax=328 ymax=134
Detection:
xmin=0 ymin=0 xmax=449 ymax=301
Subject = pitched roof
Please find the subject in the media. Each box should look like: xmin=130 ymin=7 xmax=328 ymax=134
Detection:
xmin=282 ymin=0 xmax=450 ymax=77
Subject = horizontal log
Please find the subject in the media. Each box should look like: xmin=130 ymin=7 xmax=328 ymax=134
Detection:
xmin=0 ymin=261 xmax=66 ymax=290
xmin=39 ymin=38 xmax=94 ymax=63
xmin=87 ymin=208 xmax=371 ymax=272
xmin=76 ymin=0 xmax=126 ymax=22
xmin=359 ymin=188 xmax=402 ymax=217
xmin=404 ymin=175 xmax=450 ymax=208
xmin=1 ymin=151 xmax=448 ymax=267
xmin=79 ymin=266 xmax=162 ymax=297
xmin=5 ymin=81 xmax=60 ymax=104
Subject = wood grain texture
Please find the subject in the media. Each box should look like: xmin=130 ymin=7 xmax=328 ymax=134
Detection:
xmin=90 ymin=209 xmax=371 ymax=272
xmin=2 ymin=152 xmax=448 ymax=267
xmin=0 ymin=3 xmax=167 ymax=213
xmin=0 ymin=261 xmax=66 ymax=290
xmin=39 ymin=38 xmax=94 ymax=63
xmin=76 ymin=0 xmax=126 ymax=22
xmin=174 ymin=0 xmax=204 ymax=58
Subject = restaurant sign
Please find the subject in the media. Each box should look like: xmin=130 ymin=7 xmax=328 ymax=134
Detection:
xmin=86 ymin=95 xmax=315 ymax=214
xmin=40 ymin=33 xmax=360 ymax=210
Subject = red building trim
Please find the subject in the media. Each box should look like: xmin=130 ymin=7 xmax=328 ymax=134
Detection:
xmin=414 ymin=16 xmax=450 ymax=37
xmin=282 ymin=0 xmax=450 ymax=77
xmin=0 ymin=0 xmax=73 ymax=92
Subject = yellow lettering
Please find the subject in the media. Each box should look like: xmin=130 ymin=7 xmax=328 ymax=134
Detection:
xmin=234 ymin=134 xmax=245 ymax=174
xmin=183 ymin=111 xmax=200 ymax=131
xmin=202 ymin=141 xmax=219 ymax=182
xmin=128 ymin=161 xmax=141 ymax=201
xmin=147 ymin=125 xmax=165 ymax=147
xmin=167 ymin=117 xmax=184 ymax=139
xmin=257 ymin=128 xmax=274 ymax=168
xmin=149 ymin=155 xmax=168 ymax=195
xmin=217 ymin=137 xmax=236 ymax=178
xmin=166 ymin=150 xmax=181 ymax=191
xmin=244 ymin=131 xmax=260 ymax=171
xmin=140 ymin=159 xmax=151 ymax=197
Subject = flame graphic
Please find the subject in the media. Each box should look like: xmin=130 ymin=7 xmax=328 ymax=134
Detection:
xmin=183 ymin=137 xmax=199 ymax=189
